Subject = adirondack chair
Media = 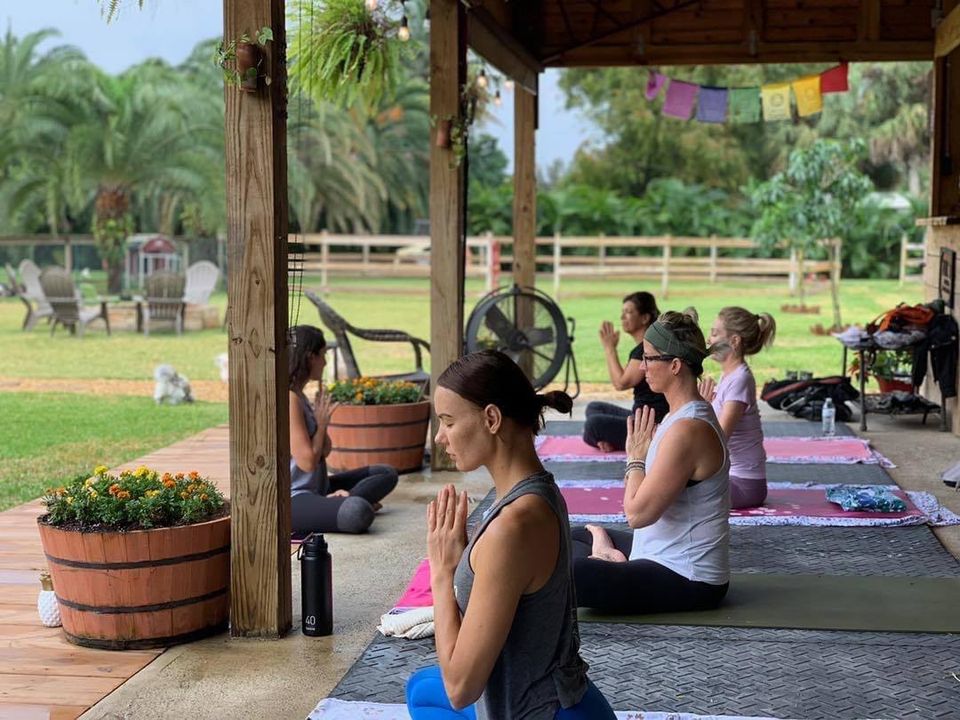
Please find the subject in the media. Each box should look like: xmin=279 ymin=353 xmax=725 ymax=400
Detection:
xmin=183 ymin=261 xmax=220 ymax=306
xmin=12 ymin=260 xmax=54 ymax=330
xmin=142 ymin=271 xmax=186 ymax=336
xmin=305 ymin=290 xmax=430 ymax=388
xmin=38 ymin=267 xmax=110 ymax=337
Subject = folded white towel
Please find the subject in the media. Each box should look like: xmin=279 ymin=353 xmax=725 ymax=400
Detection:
xmin=377 ymin=606 xmax=435 ymax=639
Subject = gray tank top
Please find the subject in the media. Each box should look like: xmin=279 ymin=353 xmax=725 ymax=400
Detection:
xmin=629 ymin=400 xmax=730 ymax=584
xmin=452 ymin=471 xmax=588 ymax=719
xmin=290 ymin=391 xmax=328 ymax=496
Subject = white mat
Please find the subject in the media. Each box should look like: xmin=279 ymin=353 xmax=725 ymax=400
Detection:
xmin=308 ymin=697 xmax=793 ymax=719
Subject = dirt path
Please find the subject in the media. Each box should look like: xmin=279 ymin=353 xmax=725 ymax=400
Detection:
xmin=0 ymin=376 xmax=229 ymax=403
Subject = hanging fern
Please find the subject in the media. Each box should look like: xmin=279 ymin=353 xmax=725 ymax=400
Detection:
xmin=288 ymin=0 xmax=403 ymax=111
xmin=99 ymin=0 xmax=146 ymax=23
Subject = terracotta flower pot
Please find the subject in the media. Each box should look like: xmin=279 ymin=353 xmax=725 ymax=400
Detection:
xmin=875 ymin=376 xmax=913 ymax=394
xmin=327 ymin=400 xmax=431 ymax=474
xmin=37 ymin=514 xmax=230 ymax=650
xmin=236 ymin=42 xmax=261 ymax=93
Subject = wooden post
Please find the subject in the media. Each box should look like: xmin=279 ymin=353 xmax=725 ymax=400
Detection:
xmin=788 ymin=246 xmax=798 ymax=294
xmin=513 ymin=83 xmax=537 ymax=291
xmin=899 ymin=234 xmax=909 ymax=286
xmin=553 ymin=232 xmax=561 ymax=299
xmin=63 ymin=237 xmax=73 ymax=274
xmin=709 ymin=235 xmax=718 ymax=283
xmin=224 ymin=0 xmax=291 ymax=638
xmin=661 ymin=237 xmax=671 ymax=298
xmin=429 ymin=0 xmax=467 ymax=470
xmin=320 ymin=231 xmax=329 ymax=292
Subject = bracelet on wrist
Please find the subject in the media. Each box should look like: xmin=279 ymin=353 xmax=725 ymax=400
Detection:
xmin=624 ymin=460 xmax=646 ymax=475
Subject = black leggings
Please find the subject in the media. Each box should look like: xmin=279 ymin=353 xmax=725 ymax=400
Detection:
xmin=291 ymin=465 xmax=398 ymax=535
xmin=571 ymin=527 xmax=728 ymax=614
xmin=582 ymin=401 xmax=667 ymax=451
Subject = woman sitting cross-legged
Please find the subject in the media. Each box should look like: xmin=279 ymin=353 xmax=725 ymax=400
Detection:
xmin=571 ymin=310 xmax=731 ymax=615
xmin=406 ymin=350 xmax=616 ymax=720
xmin=583 ymin=291 xmax=669 ymax=452
xmin=288 ymin=325 xmax=398 ymax=535
xmin=698 ymin=307 xmax=777 ymax=509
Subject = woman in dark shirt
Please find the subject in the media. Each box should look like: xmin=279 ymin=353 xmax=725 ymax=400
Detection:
xmin=582 ymin=291 xmax=669 ymax=452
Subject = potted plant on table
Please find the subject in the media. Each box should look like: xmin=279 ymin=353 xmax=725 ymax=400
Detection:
xmin=325 ymin=377 xmax=429 ymax=473
xmin=38 ymin=466 xmax=229 ymax=650
xmin=849 ymin=350 xmax=914 ymax=394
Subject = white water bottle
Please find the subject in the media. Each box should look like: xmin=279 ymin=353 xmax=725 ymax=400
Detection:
xmin=821 ymin=397 xmax=836 ymax=436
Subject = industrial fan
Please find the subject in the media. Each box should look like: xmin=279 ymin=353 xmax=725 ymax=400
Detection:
xmin=465 ymin=285 xmax=580 ymax=397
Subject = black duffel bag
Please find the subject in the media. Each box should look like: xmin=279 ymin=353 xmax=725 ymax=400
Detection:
xmin=760 ymin=375 xmax=859 ymax=422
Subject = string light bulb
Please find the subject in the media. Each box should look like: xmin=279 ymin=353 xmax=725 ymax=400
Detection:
xmin=494 ymin=90 xmax=502 ymax=106
xmin=398 ymin=15 xmax=410 ymax=41
xmin=477 ymin=68 xmax=488 ymax=88
xmin=365 ymin=0 xmax=377 ymax=10
xmin=504 ymin=79 xmax=514 ymax=91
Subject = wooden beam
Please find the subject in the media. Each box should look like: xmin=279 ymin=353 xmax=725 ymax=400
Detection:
xmin=224 ymin=0 xmax=292 ymax=638
xmin=542 ymin=40 xmax=933 ymax=66
xmin=858 ymin=0 xmax=881 ymax=43
xmin=467 ymin=7 xmax=541 ymax=95
xmin=430 ymin=0 xmax=467 ymax=470
xmin=513 ymin=82 xmax=537 ymax=291
xmin=937 ymin=3 xmax=960 ymax=57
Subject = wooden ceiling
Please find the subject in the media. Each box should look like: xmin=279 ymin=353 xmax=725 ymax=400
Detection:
xmin=469 ymin=0 xmax=950 ymax=76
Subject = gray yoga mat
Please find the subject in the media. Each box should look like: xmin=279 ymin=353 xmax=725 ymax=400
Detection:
xmin=579 ymin=573 xmax=960 ymax=633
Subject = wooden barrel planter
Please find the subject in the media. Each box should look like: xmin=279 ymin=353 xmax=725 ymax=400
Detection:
xmin=327 ymin=400 xmax=431 ymax=474
xmin=37 ymin=514 xmax=230 ymax=650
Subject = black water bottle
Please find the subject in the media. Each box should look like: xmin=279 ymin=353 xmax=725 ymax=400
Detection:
xmin=299 ymin=533 xmax=333 ymax=636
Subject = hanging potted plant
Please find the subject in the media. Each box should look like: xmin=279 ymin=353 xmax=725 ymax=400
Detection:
xmin=288 ymin=0 xmax=409 ymax=110
xmin=38 ymin=466 xmax=229 ymax=649
xmin=326 ymin=377 xmax=429 ymax=473
xmin=214 ymin=26 xmax=274 ymax=92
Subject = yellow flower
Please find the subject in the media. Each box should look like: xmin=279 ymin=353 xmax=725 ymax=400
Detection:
xmin=94 ymin=465 xmax=109 ymax=475
xmin=134 ymin=466 xmax=149 ymax=478
xmin=87 ymin=488 xmax=98 ymax=498
xmin=145 ymin=490 xmax=160 ymax=498
xmin=200 ymin=493 xmax=209 ymax=501
xmin=85 ymin=477 xmax=96 ymax=488
xmin=180 ymin=491 xmax=190 ymax=500
xmin=65 ymin=497 xmax=74 ymax=505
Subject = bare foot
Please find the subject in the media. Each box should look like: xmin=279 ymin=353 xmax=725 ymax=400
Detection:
xmin=585 ymin=524 xmax=627 ymax=563
xmin=597 ymin=441 xmax=616 ymax=453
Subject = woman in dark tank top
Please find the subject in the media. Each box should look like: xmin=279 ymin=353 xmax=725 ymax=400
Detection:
xmin=405 ymin=350 xmax=615 ymax=720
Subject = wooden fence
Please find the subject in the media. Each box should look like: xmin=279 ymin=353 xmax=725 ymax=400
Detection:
xmin=899 ymin=233 xmax=926 ymax=285
xmin=294 ymin=232 xmax=839 ymax=297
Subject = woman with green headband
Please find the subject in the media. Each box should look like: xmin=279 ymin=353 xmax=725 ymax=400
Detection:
xmin=570 ymin=310 xmax=730 ymax=614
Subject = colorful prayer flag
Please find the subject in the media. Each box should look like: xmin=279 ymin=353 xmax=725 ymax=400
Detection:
xmin=792 ymin=75 xmax=823 ymax=117
xmin=761 ymin=82 xmax=792 ymax=121
xmin=662 ymin=80 xmax=698 ymax=120
xmin=728 ymin=87 xmax=760 ymax=123
xmin=696 ymin=87 xmax=728 ymax=123
xmin=820 ymin=63 xmax=849 ymax=94
xmin=645 ymin=72 xmax=666 ymax=101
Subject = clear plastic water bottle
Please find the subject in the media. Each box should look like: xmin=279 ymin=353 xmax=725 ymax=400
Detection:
xmin=821 ymin=397 xmax=836 ymax=436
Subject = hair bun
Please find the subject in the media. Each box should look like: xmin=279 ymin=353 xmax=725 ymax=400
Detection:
xmin=538 ymin=390 xmax=573 ymax=415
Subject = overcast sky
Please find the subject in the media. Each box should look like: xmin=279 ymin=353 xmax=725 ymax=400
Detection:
xmin=4 ymin=0 xmax=595 ymax=173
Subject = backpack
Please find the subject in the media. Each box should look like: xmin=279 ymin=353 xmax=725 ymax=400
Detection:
xmin=761 ymin=375 xmax=859 ymax=422
xmin=867 ymin=303 xmax=935 ymax=334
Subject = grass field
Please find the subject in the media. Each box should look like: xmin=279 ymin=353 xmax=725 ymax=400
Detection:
xmin=0 ymin=275 xmax=924 ymax=510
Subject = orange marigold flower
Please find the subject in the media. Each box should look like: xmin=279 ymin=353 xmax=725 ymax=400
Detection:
xmin=188 ymin=471 xmax=200 ymax=480
xmin=200 ymin=493 xmax=209 ymax=501
xmin=180 ymin=491 xmax=190 ymax=500
xmin=162 ymin=473 xmax=173 ymax=482
xmin=116 ymin=490 xmax=131 ymax=500
xmin=175 ymin=472 xmax=185 ymax=480
xmin=163 ymin=479 xmax=176 ymax=489
xmin=109 ymin=483 xmax=121 ymax=496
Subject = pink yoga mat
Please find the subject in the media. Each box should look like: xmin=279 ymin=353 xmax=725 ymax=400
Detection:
xmin=394 ymin=559 xmax=432 ymax=609
xmin=536 ymin=435 xmax=887 ymax=465
xmin=559 ymin=484 xmax=921 ymax=522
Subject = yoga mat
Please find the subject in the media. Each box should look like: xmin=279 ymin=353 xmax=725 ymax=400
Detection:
xmin=536 ymin=435 xmax=894 ymax=467
xmin=560 ymin=481 xmax=957 ymax=527
xmin=309 ymin=698 xmax=784 ymax=720
xmin=579 ymin=573 xmax=960 ymax=633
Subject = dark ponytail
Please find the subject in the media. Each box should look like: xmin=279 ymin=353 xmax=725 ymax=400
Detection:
xmin=438 ymin=350 xmax=573 ymax=434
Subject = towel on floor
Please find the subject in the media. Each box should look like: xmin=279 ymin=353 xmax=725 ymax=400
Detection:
xmin=826 ymin=485 xmax=907 ymax=513
xmin=378 ymin=606 xmax=435 ymax=639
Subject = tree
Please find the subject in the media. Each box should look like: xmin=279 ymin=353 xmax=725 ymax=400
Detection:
xmin=750 ymin=140 xmax=873 ymax=328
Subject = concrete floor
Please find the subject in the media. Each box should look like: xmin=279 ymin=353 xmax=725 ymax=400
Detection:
xmin=80 ymin=401 xmax=960 ymax=720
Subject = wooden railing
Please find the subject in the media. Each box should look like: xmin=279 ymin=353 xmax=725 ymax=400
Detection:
xmin=293 ymin=232 xmax=839 ymax=297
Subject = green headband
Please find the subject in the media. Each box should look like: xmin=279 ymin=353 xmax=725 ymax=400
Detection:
xmin=646 ymin=320 xmax=708 ymax=370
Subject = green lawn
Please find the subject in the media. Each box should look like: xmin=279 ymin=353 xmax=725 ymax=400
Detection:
xmin=0 ymin=393 xmax=227 ymax=512
xmin=0 ymin=275 xmax=923 ymax=511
